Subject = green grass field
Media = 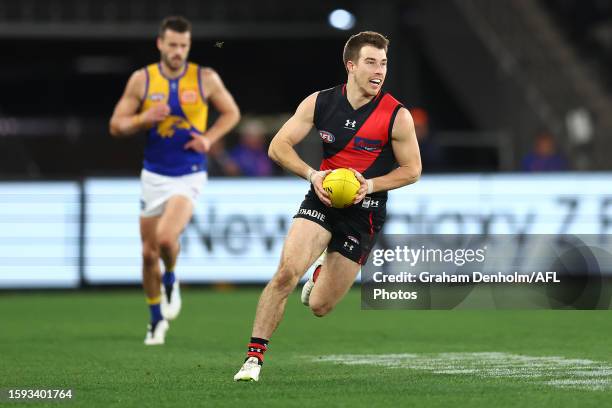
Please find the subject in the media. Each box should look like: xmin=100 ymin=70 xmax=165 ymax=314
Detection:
xmin=2 ymin=288 xmax=612 ymax=407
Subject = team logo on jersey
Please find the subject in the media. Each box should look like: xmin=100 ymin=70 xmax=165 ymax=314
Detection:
xmin=319 ymin=130 xmax=336 ymax=143
xmin=157 ymin=115 xmax=192 ymax=138
xmin=150 ymin=93 xmax=166 ymax=102
xmin=180 ymin=89 xmax=198 ymax=104
xmin=344 ymin=119 xmax=357 ymax=130
xmin=353 ymin=137 xmax=382 ymax=152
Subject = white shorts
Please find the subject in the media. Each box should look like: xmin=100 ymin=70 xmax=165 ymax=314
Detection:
xmin=140 ymin=168 xmax=207 ymax=218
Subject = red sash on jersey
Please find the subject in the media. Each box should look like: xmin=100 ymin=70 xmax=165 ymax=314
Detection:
xmin=320 ymin=93 xmax=401 ymax=174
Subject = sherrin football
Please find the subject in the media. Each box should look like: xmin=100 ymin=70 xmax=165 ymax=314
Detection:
xmin=322 ymin=168 xmax=360 ymax=208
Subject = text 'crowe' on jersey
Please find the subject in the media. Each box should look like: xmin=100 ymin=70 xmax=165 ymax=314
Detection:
xmin=314 ymin=84 xmax=403 ymax=187
xmin=141 ymin=63 xmax=209 ymax=176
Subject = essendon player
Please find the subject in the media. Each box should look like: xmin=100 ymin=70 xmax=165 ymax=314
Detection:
xmin=234 ymin=31 xmax=421 ymax=381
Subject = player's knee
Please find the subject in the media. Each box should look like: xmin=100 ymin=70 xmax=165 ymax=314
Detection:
xmin=156 ymin=232 xmax=177 ymax=253
xmin=310 ymin=301 xmax=333 ymax=317
xmin=142 ymin=246 xmax=159 ymax=266
xmin=272 ymin=262 xmax=300 ymax=293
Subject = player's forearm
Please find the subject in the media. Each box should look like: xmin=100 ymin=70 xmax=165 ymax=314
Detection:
xmin=109 ymin=114 xmax=146 ymax=138
xmin=268 ymin=138 xmax=312 ymax=180
xmin=206 ymin=109 xmax=241 ymax=143
xmin=370 ymin=164 xmax=421 ymax=193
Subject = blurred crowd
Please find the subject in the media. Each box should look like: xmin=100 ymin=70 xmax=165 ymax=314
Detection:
xmin=208 ymin=118 xmax=278 ymax=177
xmin=520 ymin=131 xmax=569 ymax=172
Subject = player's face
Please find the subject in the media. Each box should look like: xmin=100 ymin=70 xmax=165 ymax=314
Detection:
xmin=157 ymin=30 xmax=191 ymax=71
xmin=349 ymin=45 xmax=387 ymax=97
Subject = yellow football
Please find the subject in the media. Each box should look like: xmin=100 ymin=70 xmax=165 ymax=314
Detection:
xmin=322 ymin=168 xmax=360 ymax=208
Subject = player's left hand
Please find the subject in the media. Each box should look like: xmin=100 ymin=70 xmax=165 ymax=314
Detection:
xmin=349 ymin=168 xmax=369 ymax=204
xmin=184 ymin=131 xmax=212 ymax=153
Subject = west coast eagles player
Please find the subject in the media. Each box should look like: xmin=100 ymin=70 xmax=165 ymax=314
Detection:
xmin=110 ymin=16 xmax=240 ymax=345
xmin=234 ymin=31 xmax=421 ymax=381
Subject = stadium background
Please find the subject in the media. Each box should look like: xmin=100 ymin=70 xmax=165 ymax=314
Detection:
xmin=2 ymin=1 xmax=612 ymax=406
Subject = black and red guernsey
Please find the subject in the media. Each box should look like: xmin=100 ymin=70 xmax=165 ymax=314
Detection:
xmin=314 ymin=83 xmax=403 ymax=198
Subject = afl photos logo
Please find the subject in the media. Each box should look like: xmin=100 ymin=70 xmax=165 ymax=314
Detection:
xmin=319 ymin=130 xmax=335 ymax=143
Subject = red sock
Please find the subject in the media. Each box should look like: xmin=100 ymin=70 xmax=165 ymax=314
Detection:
xmin=247 ymin=337 xmax=268 ymax=365
xmin=313 ymin=265 xmax=322 ymax=283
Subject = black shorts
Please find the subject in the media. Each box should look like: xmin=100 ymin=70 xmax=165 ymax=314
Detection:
xmin=293 ymin=188 xmax=387 ymax=265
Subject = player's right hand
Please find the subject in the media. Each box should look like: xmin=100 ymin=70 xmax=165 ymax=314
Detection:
xmin=310 ymin=169 xmax=332 ymax=207
xmin=349 ymin=168 xmax=369 ymax=204
xmin=142 ymin=104 xmax=170 ymax=126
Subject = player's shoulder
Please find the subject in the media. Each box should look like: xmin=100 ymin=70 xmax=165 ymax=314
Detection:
xmin=313 ymin=84 xmax=344 ymax=109
xmin=137 ymin=63 xmax=160 ymax=77
xmin=123 ymin=68 xmax=149 ymax=97
xmin=394 ymin=106 xmax=413 ymax=123
xmin=296 ymin=92 xmax=319 ymax=114
xmin=297 ymin=84 xmax=342 ymax=113
xmin=129 ymin=67 xmax=148 ymax=83
xmin=197 ymin=65 xmax=219 ymax=79
xmin=316 ymin=84 xmax=343 ymax=99
xmin=198 ymin=65 xmax=225 ymax=91
xmin=380 ymin=91 xmax=403 ymax=108
xmin=391 ymin=106 xmax=414 ymax=137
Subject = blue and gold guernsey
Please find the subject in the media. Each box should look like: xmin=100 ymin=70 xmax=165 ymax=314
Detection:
xmin=141 ymin=62 xmax=208 ymax=176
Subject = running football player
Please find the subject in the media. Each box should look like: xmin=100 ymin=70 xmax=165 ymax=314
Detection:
xmin=234 ymin=31 xmax=421 ymax=381
xmin=110 ymin=16 xmax=240 ymax=345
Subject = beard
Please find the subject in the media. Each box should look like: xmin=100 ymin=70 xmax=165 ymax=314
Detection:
xmin=162 ymin=53 xmax=184 ymax=71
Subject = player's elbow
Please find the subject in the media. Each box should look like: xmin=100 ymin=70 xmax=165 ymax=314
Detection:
xmin=109 ymin=117 xmax=123 ymax=138
xmin=268 ymin=138 xmax=281 ymax=164
xmin=404 ymin=163 xmax=422 ymax=185
xmin=109 ymin=121 xmax=120 ymax=138
xmin=228 ymin=106 xmax=241 ymax=129
xmin=412 ymin=163 xmax=422 ymax=180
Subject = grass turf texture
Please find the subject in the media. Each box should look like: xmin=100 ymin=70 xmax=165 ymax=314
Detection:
xmin=2 ymin=288 xmax=611 ymax=407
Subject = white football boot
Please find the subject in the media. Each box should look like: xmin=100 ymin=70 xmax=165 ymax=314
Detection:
xmin=233 ymin=357 xmax=262 ymax=382
xmin=161 ymin=280 xmax=182 ymax=320
xmin=301 ymin=251 xmax=326 ymax=306
xmin=144 ymin=319 xmax=169 ymax=346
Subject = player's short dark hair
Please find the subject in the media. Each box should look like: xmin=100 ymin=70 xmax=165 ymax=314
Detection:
xmin=343 ymin=31 xmax=389 ymax=70
xmin=159 ymin=16 xmax=192 ymax=38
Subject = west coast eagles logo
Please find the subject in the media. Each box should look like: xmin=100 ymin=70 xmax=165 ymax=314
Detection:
xmin=157 ymin=116 xmax=192 ymax=138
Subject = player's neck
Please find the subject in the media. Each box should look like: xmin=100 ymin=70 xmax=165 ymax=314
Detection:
xmin=345 ymin=80 xmax=374 ymax=110
xmin=159 ymin=61 xmax=185 ymax=79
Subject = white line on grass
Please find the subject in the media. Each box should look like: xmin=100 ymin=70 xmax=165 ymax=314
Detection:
xmin=312 ymin=352 xmax=612 ymax=391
